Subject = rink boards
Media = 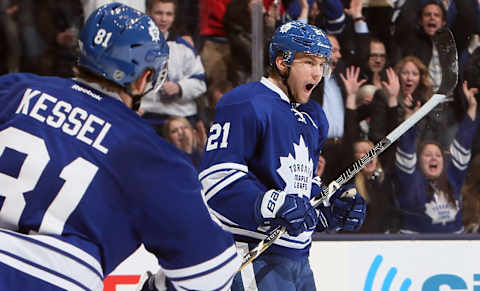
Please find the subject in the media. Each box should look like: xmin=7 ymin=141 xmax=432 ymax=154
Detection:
xmin=105 ymin=234 xmax=480 ymax=291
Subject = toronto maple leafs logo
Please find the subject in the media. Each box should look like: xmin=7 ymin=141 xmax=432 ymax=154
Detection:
xmin=148 ymin=20 xmax=161 ymax=42
xmin=424 ymin=192 xmax=459 ymax=226
xmin=277 ymin=136 xmax=313 ymax=197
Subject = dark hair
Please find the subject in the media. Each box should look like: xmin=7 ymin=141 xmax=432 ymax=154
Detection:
xmin=146 ymin=0 xmax=178 ymax=12
xmin=420 ymin=0 xmax=447 ymax=22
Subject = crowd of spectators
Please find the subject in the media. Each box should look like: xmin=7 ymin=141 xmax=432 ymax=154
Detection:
xmin=1 ymin=0 xmax=479 ymax=234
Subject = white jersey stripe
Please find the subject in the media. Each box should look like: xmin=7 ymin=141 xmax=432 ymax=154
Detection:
xmin=27 ymin=230 xmax=102 ymax=276
xmin=163 ymin=244 xmax=240 ymax=279
xmin=199 ymin=163 xmax=248 ymax=181
xmin=210 ymin=209 xmax=240 ymax=227
xmin=201 ymin=169 xmax=239 ymax=195
xmin=205 ymin=171 xmax=247 ymax=201
xmin=221 ymin=224 xmax=312 ymax=249
xmin=170 ymin=254 xmax=238 ymax=290
xmin=450 ymin=139 xmax=471 ymax=168
xmin=0 ymin=230 xmax=103 ymax=291
xmin=0 ymin=252 xmax=85 ymax=291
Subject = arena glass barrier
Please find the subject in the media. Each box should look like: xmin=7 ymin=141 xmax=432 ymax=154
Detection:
xmin=104 ymin=233 xmax=480 ymax=291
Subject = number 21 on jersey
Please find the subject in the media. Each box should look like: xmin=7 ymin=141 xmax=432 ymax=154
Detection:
xmin=0 ymin=127 xmax=98 ymax=234
xmin=206 ymin=122 xmax=230 ymax=151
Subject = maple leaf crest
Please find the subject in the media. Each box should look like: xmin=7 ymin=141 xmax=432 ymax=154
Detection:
xmin=424 ymin=192 xmax=459 ymax=226
xmin=276 ymin=136 xmax=313 ymax=197
xmin=148 ymin=20 xmax=161 ymax=42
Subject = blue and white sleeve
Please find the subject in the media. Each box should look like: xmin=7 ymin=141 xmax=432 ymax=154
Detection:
xmin=199 ymin=100 xmax=267 ymax=231
xmin=447 ymin=115 xmax=479 ymax=192
xmin=395 ymin=126 xmax=417 ymax=176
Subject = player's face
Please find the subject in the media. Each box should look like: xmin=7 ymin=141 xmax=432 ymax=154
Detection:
xmin=399 ymin=61 xmax=420 ymax=96
xmin=368 ymin=41 xmax=387 ymax=74
xmin=167 ymin=119 xmax=194 ymax=154
xmin=354 ymin=141 xmax=377 ymax=176
xmin=420 ymin=144 xmax=444 ymax=179
xmin=149 ymin=2 xmax=175 ymax=35
xmin=420 ymin=4 xmax=445 ymax=36
xmin=288 ymin=53 xmax=326 ymax=104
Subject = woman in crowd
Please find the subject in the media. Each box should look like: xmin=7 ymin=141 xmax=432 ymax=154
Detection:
xmin=394 ymin=81 xmax=478 ymax=233
xmin=352 ymin=140 xmax=400 ymax=233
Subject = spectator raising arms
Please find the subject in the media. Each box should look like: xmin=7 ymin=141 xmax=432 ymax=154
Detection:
xmin=394 ymin=80 xmax=478 ymax=233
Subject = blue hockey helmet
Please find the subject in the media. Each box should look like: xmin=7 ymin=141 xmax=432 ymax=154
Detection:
xmin=78 ymin=2 xmax=169 ymax=94
xmin=269 ymin=21 xmax=332 ymax=66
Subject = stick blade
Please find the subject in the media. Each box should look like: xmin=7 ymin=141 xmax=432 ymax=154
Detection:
xmin=433 ymin=27 xmax=458 ymax=96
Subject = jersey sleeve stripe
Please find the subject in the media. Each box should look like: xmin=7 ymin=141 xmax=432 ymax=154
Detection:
xmin=27 ymin=231 xmax=102 ymax=276
xmin=210 ymin=208 xmax=240 ymax=227
xmin=198 ymin=163 xmax=248 ymax=181
xmin=166 ymin=246 xmax=240 ymax=290
xmin=0 ymin=252 xmax=86 ymax=291
xmin=163 ymin=244 xmax=239 ymax=278
xmin=0 ymin=230 xmax=103 ymax=291
xmin=395 ymin=148 xmax=416 ymax=173
xmin=169 ymin=252 xmax=237 ymax=282
xmin=204 ymin=171 xmax=247 ymax=201
xmin=218 ymin=221 xmax=312 ymax=249
xmin=450 ymin=139 xmax=471 ymax=169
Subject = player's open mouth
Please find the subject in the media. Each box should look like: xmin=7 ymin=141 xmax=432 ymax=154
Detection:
xmin=305 ymin=84 xmax=314 ymax=91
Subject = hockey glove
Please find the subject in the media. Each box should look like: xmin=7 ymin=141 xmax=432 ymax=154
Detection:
xmin=254 ymin=190 xmax=318 ymax=237
xmin=138 ymin=270 xmax=167 ymax=291
xmin=327 ymin=185 xmax=366 ymax=232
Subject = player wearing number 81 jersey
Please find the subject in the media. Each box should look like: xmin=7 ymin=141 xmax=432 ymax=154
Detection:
xmin=0 ymin=3 xmax=240 ymax=291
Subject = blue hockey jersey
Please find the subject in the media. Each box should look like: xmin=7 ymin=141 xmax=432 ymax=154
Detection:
xmin=199 ymin=77 xmax=328 ymax=259
xmin=0 ymin=73 xmax=240 ymax=290
xmin=395 ymin=115 xmax=479 ymax=233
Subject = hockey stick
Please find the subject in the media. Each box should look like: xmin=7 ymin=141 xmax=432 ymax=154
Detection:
xmin=238 ymin=28 xmax=458 ymax=272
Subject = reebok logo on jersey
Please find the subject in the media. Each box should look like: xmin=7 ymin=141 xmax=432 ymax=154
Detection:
xmin=72 ymin=84 xmax=102 ymax=101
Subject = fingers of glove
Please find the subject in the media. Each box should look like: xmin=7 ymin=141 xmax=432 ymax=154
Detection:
xmin=332 ymin=198 xmax=353 ymax=218
xmin=304 ymin=206 xmax=319 ymax=230
xmin=316 ymin=211 xmax=328 ymax=232
xmin=282 ymin=219 xmax=305 ymax=237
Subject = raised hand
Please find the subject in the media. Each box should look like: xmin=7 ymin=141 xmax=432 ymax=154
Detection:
xmin=344 ymin=0 xmax=363 ymax=19
xmin=381 ymin=67 xmax=400 ymax=107
xmin=463 ymin=80 xmax=478 ymax=120
xmin=340 ymin=66 xmax=367 ymax=109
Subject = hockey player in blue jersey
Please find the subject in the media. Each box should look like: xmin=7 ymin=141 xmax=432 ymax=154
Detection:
xmin=199 ymin=21 xmax=366 ymax=290
xmin=0 ymin=3 xmax=240 ymax=291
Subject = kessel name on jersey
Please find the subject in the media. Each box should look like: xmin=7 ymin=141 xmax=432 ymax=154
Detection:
xmin=15 ymin=88 xmax=111 ymax=154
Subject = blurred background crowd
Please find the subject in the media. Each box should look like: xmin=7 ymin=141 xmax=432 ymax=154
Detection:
xmin=1 ymin=0 xmax=480 ymax=234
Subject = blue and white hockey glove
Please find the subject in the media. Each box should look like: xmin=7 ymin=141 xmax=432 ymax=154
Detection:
xmin=254 ymin=190 xmax=318 ymax=237
xmin=326 ymin=185 xmax=366 ymax=232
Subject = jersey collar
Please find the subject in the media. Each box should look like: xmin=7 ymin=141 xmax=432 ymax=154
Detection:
xmin=73 ymin=78 xmax=123 ymax=102
xmin=261 ymin=77 xmax=299 ymax=107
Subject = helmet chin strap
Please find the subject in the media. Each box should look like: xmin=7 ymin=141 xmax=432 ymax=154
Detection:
xmin=125 ymin=86 xmax=146 ymax=112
